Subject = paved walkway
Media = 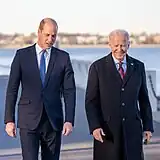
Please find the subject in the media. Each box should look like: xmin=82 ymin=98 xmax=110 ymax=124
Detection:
xmin=0 ymin=143 xmax=160 ymax=160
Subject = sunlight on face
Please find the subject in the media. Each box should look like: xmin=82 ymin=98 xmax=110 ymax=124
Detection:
xmin=109 ymin=33 xmax=130 ymax=61
xmin=38 ymin=22 xmax=57 ymax=49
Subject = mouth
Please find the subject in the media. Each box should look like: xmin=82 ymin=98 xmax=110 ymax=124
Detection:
xmin=46 ymin=43 xmax=53 ymax=46
xmin=116 ymin=52 xmax=125 ymax=55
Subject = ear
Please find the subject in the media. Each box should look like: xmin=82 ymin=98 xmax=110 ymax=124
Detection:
xmin=38 ymin=29 xmax=41 ymax=34
xmin=38 ymin=28 xmax=43 ymax=35
xmin=128 ymin=41 xmax=130 ymax=48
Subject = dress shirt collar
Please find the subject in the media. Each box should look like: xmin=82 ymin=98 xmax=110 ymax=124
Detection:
xmin=112 ymin=54 xmax=127 ymax=65
xmin=35 ymin=43 xmax=52 ymax=55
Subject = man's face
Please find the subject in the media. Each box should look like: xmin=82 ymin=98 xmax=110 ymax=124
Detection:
xmin=109 ymin=34 xmax=130 ymax=61
xmin=38 ymin=22 xmax=57 ymax=49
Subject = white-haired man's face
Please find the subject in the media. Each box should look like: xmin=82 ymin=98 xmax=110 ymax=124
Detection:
xmin=109 ymin=33 xmax=130 ymax=61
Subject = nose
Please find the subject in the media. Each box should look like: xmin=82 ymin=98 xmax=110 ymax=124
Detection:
xmin=48 ymin=35 xmax=53 ymax=42
xmin=117 ymin=45 xmax=123 ymax=51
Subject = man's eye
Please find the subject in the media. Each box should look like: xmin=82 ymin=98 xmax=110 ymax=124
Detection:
xmin=52 ymin=35 xmax=56 ymax=38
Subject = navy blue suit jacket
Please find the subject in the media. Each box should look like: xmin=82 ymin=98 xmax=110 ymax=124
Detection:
xmin=4 ymin=44 xmax=76 ymax=131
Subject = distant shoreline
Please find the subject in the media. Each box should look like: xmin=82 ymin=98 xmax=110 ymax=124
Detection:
xmin=60 ymin=44 xmax=160 ymax=48
xmin=1 ymin=44 xmax=160 ymax=49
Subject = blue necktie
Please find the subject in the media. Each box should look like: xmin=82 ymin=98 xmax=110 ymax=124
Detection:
xmin=40 ymin=50 xmax=46 ymax=86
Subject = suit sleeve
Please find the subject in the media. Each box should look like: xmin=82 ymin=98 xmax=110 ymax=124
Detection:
xmin=85 ymin=63 xmax=102 ymax=134
xmin=138 ymin=63 xmax=154 ymax=132
xmin=4 ymin=50 xmax=21 ymax=124
xmin=62 ymin=55 xmax=76 ymax=126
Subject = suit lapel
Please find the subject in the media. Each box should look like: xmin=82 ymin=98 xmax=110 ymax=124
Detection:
xmin=123 ymin=55 xmax=135 ymax=86
xmin=105 ymin=53 xmax=135 ymax=86
xmin=29 ymin=44 xmax=43 ymax=88
xmin=105 ymin=53 xmax=122 ymax=85
xmin=44 ymin=47 xmax=57 ymax=88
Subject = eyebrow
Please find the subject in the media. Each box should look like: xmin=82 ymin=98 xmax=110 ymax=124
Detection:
xmin=44 ymin=32 xmax=56 ymax=36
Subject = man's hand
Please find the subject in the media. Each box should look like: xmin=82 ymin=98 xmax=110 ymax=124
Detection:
xmin=62 ymin=122 xmax=73 ymax=136
xmin=5 ymin=122 xmax=16 ymax=138
xmin=93 ymin=128 xmax=105 ymax=143
xmin=143 ymin=131 xmax=152 ymax=144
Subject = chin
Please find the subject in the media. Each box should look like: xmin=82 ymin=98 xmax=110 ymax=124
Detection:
xmin=118 ymin=56 xmax=125 ymax=61
xmin=45 ymin=45 xmax=52 ymax=49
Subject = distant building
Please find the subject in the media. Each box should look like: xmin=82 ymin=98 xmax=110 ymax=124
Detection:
xmin=138 ymin=36 xmax=147 ymax=43
xmin=153 ymin=35 xmax=160 ymax=44
xmin=85 ymin=36 xmax=98 ymax=44
xmin=76 ymin=36 xmax=86 ymax=44
xmin=98 ymin=36 xmax=108 ymax=44
xmin=130 ymin=37 xmax=137 ymax=45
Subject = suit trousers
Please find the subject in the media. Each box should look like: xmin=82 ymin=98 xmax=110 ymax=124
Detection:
xmin=19 ymin=108 xmax=62 ymax=160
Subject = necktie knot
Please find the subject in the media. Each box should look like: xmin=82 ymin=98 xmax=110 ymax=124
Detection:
xmin=118 ymin=61 xmax=123 ymax=69
xmin=41 ymin=49 xmax=46 ymax=56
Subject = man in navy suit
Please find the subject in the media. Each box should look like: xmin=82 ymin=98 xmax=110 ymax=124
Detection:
xmin=4 ymin=18 xmax=76 ymax=160
xmin=85 ymin=29 xmax=153 ymax=160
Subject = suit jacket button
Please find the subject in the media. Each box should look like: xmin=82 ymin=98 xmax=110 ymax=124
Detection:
xmin=122 ymin=118 xmax=125 ymax=121
xmin=121 ymin=88 xmax=124 ymax=91
xmin=122 ymin=103 xmax=125 ymax=106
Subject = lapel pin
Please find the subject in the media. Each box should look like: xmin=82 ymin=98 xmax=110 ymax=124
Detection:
xmin=131 ymin=63 xmax=134 ymax=66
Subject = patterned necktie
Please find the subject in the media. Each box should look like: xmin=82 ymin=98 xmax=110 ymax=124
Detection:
xmin=118 ymin=61 xmax=125 ymax=79
xmin=40 ymin=50 xmax=46 ymax=86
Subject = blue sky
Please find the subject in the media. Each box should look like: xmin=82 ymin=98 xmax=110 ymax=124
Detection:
xmin=1 ymin=0 xmax=159 ymax=35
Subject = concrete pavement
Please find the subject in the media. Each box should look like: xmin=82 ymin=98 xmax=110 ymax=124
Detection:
xmin=0 ymin=143 xmax=160 ymax=160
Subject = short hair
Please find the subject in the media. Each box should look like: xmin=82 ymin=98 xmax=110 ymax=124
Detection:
xmin=109 ymin=29 xmax=129 ymax=42
xmin=38 ymin=18 xmax=58 ymax=31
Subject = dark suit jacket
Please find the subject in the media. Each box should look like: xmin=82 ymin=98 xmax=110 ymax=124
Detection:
xmin=4 ymin=44 xmax=76 ymax=131
xmin=85 ymin=53 xmax=153 ymax=160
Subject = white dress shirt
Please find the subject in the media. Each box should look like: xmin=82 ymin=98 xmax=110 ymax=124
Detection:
xmin=112 ymin=55 xmax=127 ymax=73
xmin=35 ymin=44 xmax=51 ymax=72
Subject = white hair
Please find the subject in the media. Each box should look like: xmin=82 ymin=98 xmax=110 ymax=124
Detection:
xmin=109 ymin=29 xmax=130 ymax=41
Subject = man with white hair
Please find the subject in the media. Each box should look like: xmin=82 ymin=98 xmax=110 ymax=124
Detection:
xmin=85 ymin=29 xmax=153 ymax=160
